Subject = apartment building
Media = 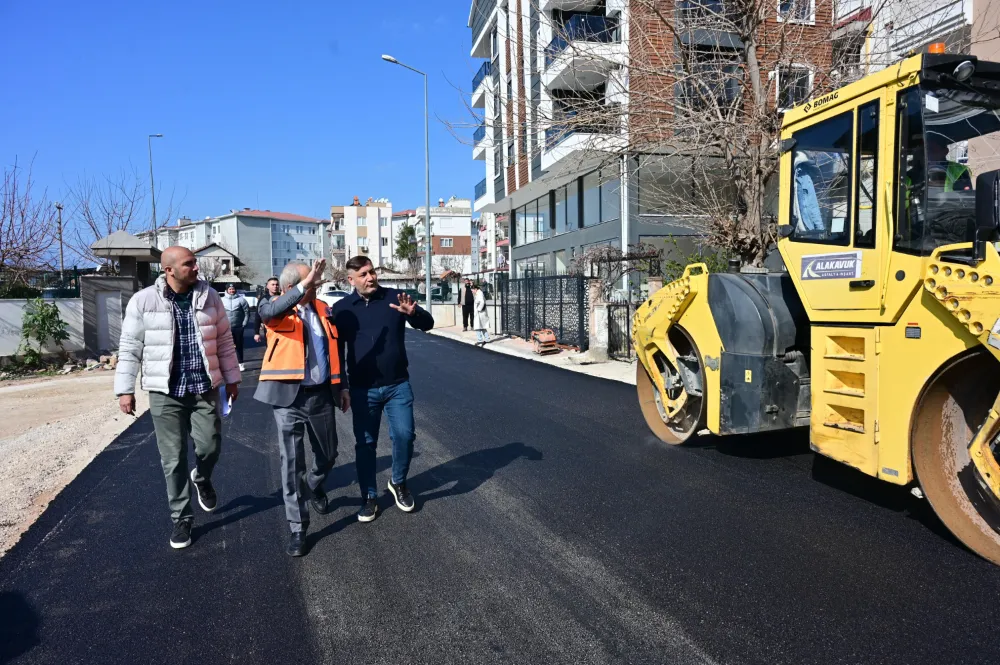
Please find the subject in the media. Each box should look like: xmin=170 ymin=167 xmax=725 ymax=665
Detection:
xmin=468 ymin=0 xmax=834 ymax=277
xmin=832 ymin=0 xmax=976 ymax=82
xmin=138 ymin=209 xmax=329 ymax=286
xmin=329 ymin=197 xmax=394 ymax=269
xmin=408 ymin=196 xmax=474 ymax=276
xmin=472 ymin=211 xmax=510 ymax=281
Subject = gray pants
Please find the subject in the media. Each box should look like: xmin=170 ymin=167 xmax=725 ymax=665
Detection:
xmin=149 ymin=390 xmax=222 ymax=524
xmin=272 ymin=385 xmax=339 ymax=533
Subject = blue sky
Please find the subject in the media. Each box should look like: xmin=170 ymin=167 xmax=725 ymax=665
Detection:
xmin=0 ymin=0 xmax=480 ymax=224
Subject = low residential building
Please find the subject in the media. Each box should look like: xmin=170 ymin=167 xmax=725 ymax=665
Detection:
xmin=330 ymin=197 xmax=394 ymax=269
xmin=470 ymin=211 xmax=510 ymax=284
xmin=137 ymin=208 xmax=329 ymax=286
xmin=416 ymin=196 xmax=474 ymax=276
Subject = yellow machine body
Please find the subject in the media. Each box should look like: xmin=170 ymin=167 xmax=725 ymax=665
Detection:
xmin=632 ymin=51 xmax=1000 ymax=564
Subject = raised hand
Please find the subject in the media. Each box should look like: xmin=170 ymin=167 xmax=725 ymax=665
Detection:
xmin=390 ymin=292 xmax=417 ymax=316
xmin=301 ymin=258 xmax=327 ymax=291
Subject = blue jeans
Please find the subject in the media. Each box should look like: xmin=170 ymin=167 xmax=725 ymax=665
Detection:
xmin=350 ymin=380 xmax=415 ymax=499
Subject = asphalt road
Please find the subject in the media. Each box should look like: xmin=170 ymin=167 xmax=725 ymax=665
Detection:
xmin=2 ymin=330 xmax=1000 ymax=665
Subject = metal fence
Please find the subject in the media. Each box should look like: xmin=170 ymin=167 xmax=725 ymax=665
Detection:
xmin=498 ymin=274 xmax=589 ymax=350
xmin=607 ymin=299 xmax=634 ymax=360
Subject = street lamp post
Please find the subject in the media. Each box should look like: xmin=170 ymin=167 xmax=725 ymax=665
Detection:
xmin=147 ymin=134 xmax=163 ymax=231
xmin=54 ymin=202 xmax=64 ymax=282
xmin=381 ymin=54 xmax=432 ymax=309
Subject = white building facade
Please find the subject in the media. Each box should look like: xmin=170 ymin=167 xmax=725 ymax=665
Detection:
xmin=416 ymin=197 xmax=474 ymax=276
xmin=138 ymin=209 xmax=329 ymax=286
xmin=330 ymin=197 xmax=394 ymax=269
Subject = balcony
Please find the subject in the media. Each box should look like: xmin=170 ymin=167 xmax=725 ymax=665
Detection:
xmin=494 ymin=171 xmax=505 ymax=203
xmin=472 ymin=60 xmax=490 ymax=109
xmin=470 ymin=0 xmax=496 ymax=58
xmin=543 ymin=14 xmax=623 ymax=90
xmin=542 ymin=115 xmax=625 ymax=171
xmin=475 ymin=178 xmax=488 ymax=202
xmin=473 ymin=123 xmax=488 ymax=161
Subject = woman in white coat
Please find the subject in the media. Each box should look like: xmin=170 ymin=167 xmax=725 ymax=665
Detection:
xmin=472 ymin=283 xmax=490 ymax=346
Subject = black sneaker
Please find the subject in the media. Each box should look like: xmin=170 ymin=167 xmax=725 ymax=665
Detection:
xmin=310 ymin=488 xmax=331 ymax=515
xmin=287 ymin=532 xmax=307 ymax=557
xmin=190 ymin=468 xmax=217 ymax=512
xmin=170 ymin=520 xmax=192 ymax=549
xmin=388 ymin=480 xmax=415 ymax=512
xmin=357 ymin=497 xmax=379 ymax=522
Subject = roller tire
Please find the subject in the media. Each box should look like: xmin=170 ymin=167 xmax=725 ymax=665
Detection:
xmin=912 ymin=351 xmax=1000 ymax=565
xmin=636 ymin=326 xmax=705 ymax=446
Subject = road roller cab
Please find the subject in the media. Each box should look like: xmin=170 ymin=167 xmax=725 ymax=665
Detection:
xmin=632 ymin=48 xmax=1000 ymax=565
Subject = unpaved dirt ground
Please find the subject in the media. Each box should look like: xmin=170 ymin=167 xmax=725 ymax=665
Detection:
xmin=0 ymin=371 xmax=149 ymax=555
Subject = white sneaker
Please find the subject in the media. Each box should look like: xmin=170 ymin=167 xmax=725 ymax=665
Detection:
xmin=238 ymin=363 xmax=245 ymax=371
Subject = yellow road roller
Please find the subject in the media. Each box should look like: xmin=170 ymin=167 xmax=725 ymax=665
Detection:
xmin=632 ymin=49 xmax=1000 ymax=565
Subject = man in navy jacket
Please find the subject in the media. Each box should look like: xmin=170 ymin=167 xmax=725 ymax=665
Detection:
xmin=332 ymin=255 xmax=434 ymax=521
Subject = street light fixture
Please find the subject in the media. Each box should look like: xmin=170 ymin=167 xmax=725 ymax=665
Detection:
xmin=54 ymin=202 xmax=65 ymax=281
xmin=147 ymin=134 xmax=163 ymax=231
xmin=381 ymin=54 xmax=432 ymax=309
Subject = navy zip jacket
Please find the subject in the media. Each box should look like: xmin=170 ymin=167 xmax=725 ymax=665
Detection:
xmin=331 ymin=287 xmax=434 ymax=390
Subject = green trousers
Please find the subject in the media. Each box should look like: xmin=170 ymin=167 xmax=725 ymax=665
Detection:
xmin=149 ymin=390 xmax=222 ymax=523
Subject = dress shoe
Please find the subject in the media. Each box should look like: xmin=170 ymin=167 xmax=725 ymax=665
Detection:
xmin=310 ymin=488 xmax=331 ymax=515
xmin=287 ymin=532 xmax=307 ymax=557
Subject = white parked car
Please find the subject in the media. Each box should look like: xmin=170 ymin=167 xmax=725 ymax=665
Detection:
xmin=317 ymin=286 xmax=351 ymax=308
xmin=237 ymin=290 xmax=258 ymax=309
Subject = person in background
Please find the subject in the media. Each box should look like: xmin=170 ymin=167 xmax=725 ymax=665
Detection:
xmin=222 ymin=284 xmax=250 ymax=371
xmin=254 ymin=277 xmax=281 ymax=345
xmin=473 ymin=283 xmax=490 ymax=346
xmin=254 ymin=258 xmax=349 ymax=557
xmin=459 ymin=278 xmax=474 ymax=332
xmin=115 ymin=246 xmax=241 ymax=550
xmin=332 ymin=255 xmax=434 ymax=523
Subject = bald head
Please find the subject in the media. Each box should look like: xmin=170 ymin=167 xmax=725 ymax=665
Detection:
xmin=161 ymin=245 xmax=200 ymax=291
xmin=161 ymin=246 xmax=194 ymax=268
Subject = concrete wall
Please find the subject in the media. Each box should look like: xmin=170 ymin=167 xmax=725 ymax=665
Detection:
xmin=81 ymin=275 xmax=140 ymax=356
xmin=0 ymin=299 xmax=85 ymax=358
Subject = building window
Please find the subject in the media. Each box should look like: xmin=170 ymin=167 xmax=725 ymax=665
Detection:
xmin=381 ymin=237 xmax=389 ymax=247
xmin=440 ymin=238 xmax=454 ymax=248
xmin=778 ymin=0 xmax=814 ymax=23
xmin=381 ymin=217 xmax=388 ymax=227
xmin=679 ymin=47 xmax=741 ymax=113
xmin=357 ymin=217 xmax=367 ymax=227
xmin=272 ymin=241 xmax=279 ymax=250
xmin=601 ymin=170 xmax=620 ymax=223
xmin=297 ymin=242 xmax=304 ymax=250
xmin=777 ymin=65 xmax=812 ymax=110
xmin=583 ymin=170 xmax=601 ymax=227
xmin=358 ymin=237 xmax=369 ymax=248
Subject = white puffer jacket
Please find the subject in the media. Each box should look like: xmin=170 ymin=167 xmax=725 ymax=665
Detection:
xmin=114 ymin=276 xmax=242 ymax=396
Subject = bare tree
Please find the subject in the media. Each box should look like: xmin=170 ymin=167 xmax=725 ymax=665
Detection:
xmin=65 ymin=165 xmax=178 ymax=265
xmin=0 ymin=157 xmax=55 ymax=286
xmin=197 ymin=257 xmax=225 ymax=283
xmin=236 ymin=263 xmax=258 ymax=285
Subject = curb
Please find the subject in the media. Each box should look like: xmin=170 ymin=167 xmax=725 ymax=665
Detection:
xmin=427 ymin=328 xmax=636 ymax=385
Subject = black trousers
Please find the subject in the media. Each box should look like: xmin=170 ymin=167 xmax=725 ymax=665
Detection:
xmin=232 ymin=326 xmax=245 ymax=363
xmin=462 ymin=306 xmax=473 ymax=329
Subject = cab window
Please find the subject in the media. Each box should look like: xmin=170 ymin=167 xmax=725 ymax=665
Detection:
xmin=789 ymin=111 xmax=853 ymax=245
xmin=854 ymin=101 xmax=879 ymax=249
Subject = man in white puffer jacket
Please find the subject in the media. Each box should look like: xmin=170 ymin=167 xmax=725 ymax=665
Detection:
xmin=115 ymin=246 xmax=241 ymax=550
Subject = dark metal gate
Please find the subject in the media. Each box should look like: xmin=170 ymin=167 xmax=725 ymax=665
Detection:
xmin=607 ymin=299 xmax=634 ymax=360
xmin=498 ymin=274 xmax=589 ymax=350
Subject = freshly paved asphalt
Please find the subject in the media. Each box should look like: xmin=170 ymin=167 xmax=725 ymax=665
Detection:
xmin=3 ymin=329 xmax=1000 ymax=664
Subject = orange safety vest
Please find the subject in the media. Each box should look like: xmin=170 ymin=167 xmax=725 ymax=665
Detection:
xmin=260 ymin=299 xmax=342 ymax=384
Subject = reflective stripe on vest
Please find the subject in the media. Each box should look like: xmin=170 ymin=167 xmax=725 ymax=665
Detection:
xmin=260 ymin=299 xmax=342 ymax=383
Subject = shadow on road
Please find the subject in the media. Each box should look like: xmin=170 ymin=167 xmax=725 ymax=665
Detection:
xmin=692 ymin=427 xmax=960 ymax=547
xmin=0 ymin=591 xmax=41 ymax=664
xmin=408 ymin=442 xmax=543 ymax=505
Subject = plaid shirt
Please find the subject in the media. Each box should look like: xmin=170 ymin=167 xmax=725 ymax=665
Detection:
xmin=165 ymin=285 xmax=212 ymax=397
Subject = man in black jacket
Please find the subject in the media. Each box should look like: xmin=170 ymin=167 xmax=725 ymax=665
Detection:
xmin=332 ymin=255 xmax=434 ymax=522
xmin=458 ymin=278 xmax=475 ymax=331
